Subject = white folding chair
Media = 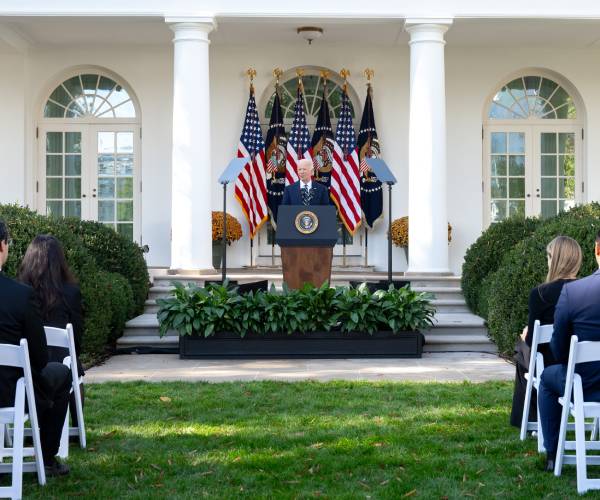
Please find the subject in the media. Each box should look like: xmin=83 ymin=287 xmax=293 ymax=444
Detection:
xmin=554 ymin=336 xmax=600 ymax=494
xmin=0 ymin=339 xmax=46 ymax=499
xmin=44 ymin=324 xmax=86 ymax=459
xmin=520 ymin=320 xmax=554 ymax=452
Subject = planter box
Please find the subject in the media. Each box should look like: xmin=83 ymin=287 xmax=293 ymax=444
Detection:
xmin=179 ymin=330 xmax=424 ymax=359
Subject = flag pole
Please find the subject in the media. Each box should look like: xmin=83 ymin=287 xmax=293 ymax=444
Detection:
xmin=247 ymin=68 xmax=257 ymax=269
xmin=364 ymin=227 xmax=368 ymax=267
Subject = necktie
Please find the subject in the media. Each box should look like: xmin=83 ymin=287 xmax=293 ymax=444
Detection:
xmin=301 ymin=185 xmax=309 ymax=206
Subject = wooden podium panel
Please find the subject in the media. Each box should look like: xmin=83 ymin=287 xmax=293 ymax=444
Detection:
xmin=281 ymin=246 xmax=333 ymax=289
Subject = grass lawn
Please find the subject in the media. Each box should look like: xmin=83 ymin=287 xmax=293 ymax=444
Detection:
xmin=9 ymin=380 xmax=598 ymax=498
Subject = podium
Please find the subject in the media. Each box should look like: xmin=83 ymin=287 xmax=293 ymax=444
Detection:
xmin=276 ymin=205 xmax=338 ymax=289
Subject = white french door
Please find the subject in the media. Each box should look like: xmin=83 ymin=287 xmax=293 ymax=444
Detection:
xmin=484 ymin=124 xmax=582 ymax=225
xmin=38 ymin=124 xmax=141 ymax=241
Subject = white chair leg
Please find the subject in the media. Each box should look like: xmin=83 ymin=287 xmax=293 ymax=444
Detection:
xmin=57 ymin=405 xmax=69 ymax=460
xmin=537 ymin=396 xmax=546 ymax=453
xmin=521 ymin=377 xmax=534 ymax=441
xmin=12 ymin=386 xmax=26 ymax=500
xmin=73 ymin=379 xmax=86 ymax=449
xmin=575 ymin=409 xmax=589 ymax=494
xmin=555 ymin=403 xmax=571 ymax=476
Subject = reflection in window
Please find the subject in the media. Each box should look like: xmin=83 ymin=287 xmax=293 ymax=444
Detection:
xmin=489 ymin=76 xmax=576 ymax=120
xmin=44 ymin=74 xmax=136 ymax=119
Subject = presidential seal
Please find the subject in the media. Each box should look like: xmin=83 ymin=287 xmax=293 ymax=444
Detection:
xmin=295 ymin=210 xmax=319 ymax=235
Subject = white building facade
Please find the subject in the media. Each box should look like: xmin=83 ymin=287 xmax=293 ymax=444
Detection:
xmin=0 ymin=1 xmax=599 ymax=275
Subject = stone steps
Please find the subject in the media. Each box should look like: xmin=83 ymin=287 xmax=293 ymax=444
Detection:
xmin=118 ymin=272 xmax=493 ymax=353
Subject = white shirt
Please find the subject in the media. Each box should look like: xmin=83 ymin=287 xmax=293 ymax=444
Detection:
xmin=300 ymin=180 xmax=312 ymax=191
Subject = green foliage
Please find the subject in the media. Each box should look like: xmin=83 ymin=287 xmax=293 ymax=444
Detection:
xmin=461 ymin=215 xmax=540 ymax=317
xmin=0 ymin=204 xmax=143 ymax=364
xmin=157 ymin=282 xmax=435 ymax=337
xmin=485 ymin=203 xmax=600 ymax=355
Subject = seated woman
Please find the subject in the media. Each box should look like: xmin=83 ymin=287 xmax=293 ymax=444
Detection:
xmin=510 ymin=235 xmax=582 ymax=427
xmin=18 ymin=235 xmax=84 ymax=419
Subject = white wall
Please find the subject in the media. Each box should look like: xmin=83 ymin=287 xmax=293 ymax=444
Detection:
xmin=0 ymin=52 xmax=25 ymax=204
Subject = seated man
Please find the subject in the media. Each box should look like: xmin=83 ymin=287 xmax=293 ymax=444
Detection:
xmin=538 ymin=230 xmax=600 ymax=472
xmin=0 ymin=220 xmax=71 ymax=476
xmin=282 ymin=158 xmax=330 ymax=206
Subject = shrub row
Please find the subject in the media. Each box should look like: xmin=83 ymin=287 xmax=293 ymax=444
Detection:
xmin=462 ymin=203 xmax=600 ymax=355
xmin=0 ymin=204 xmax=149 ymax=364
xmin=157 ymin=282 xmax=436 ymax=337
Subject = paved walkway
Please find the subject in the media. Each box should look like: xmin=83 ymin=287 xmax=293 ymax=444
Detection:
xmin=86 ymin=352 xmax=514 ymax=383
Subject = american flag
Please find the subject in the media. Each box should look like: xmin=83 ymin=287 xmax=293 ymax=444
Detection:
xmin=234 ymin=90 xmax=268 ymax=239
xmin=286 ymin=86 xmax=311 ymax=186
xmin=331 ymin=90 xmax=362 ymax=234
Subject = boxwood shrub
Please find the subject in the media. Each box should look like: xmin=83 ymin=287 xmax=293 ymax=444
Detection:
xmin=461 ymin=215 xmax=540 ymax=317
xmin=485 ymin=203 xmax=600 ymax=355
xmin=0 ymin=204 xmax=142 ymax=365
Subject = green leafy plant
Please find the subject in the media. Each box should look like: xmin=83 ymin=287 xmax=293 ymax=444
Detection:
xmin=157 ymin=281 xmax=436 ymax=337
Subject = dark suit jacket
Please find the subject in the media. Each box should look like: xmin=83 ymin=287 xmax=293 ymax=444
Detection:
xmin=282 ymin=181 xmax=330 ymax=206
xmin=45 ymin=284 xmax=84 ymax=374
xmin=0 ymin=272 xmax=50 ymax=408
xmin=552 ymin=270 xmax=600 ymax=389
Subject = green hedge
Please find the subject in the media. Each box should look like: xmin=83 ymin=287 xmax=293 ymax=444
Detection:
xmin=0 ymin=204 xmax=143 ymax=364
xmin=485 ymin=203 xmax=600 ymax=354
xmin=461 ymin=215 xmax=540 ymax=317
xmin=157 ymin=282 xmax=436 ymax=337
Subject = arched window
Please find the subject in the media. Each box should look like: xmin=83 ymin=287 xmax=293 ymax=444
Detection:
xmin=261 ymin=67 xmax=359 ymax=126
xmin=483 ymin=72 xmax=583 ymax=224
xmin=489 ymin=76 xmax=576 ymax=120
xmin=38 ymin=70 xmax=140 ymax=241
xmin=44 ymin=73 xmax=136 ymax=119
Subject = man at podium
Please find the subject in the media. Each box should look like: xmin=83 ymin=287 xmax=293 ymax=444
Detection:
xmin=282 ymin=159 xmax=330 ymax=206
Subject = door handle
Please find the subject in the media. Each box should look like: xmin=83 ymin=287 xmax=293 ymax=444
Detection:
xmin=526 ymin=194 xmax=531 ymax=197
xmin=82 ymin=194 xmax=87 ymax=198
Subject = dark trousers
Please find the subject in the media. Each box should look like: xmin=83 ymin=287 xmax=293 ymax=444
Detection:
xmin=37 ymin=362 xmax=71 ymax=463
xmin=511 ymin=339 xmax=536 ymax=427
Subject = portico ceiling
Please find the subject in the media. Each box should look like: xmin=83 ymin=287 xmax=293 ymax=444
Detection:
xmin=2 ymin=16 xmax=600 ymax=51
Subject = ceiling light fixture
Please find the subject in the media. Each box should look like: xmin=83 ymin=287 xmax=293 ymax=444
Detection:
xmin=297 ymin=26 xmax=323 ymax=45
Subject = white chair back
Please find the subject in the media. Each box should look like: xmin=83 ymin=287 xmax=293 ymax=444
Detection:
xmin=555 ymin=336 xmax=600 ymax=494
xmin=0 ymin=339 xmax=46 ymax=499
xmin=520 ymin=320 xmax=554 ymax=446
xmin=43 ymin=324 xmax=86 ymax=455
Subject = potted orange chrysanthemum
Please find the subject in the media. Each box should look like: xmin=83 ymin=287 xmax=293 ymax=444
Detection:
xmin=212 ymin=211 xmax=242 ymax=269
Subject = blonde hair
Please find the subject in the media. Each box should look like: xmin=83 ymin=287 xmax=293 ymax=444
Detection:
xmin=546 ymin=236 xmax=582 ymax=283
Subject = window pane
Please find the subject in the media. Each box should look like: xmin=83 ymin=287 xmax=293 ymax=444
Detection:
xmin=559 ymin=178 xmax=575 ymax=199
xmin=65 ymin=155 xmax=81 ymax=176
xmin=46 ymin=178 xmax=63 ymax=199
xmin=62 ymin=76 xmax=83 ymax=99
xmin=559 ymin=155 xmax=575 ymax=176
xmin=491 ymin=178 xmax=507 ymax=198
xmin=491 ymin=200 xmax=507 ymax=222
xmin=550 ymin=86 xmax=569 ymax=109
xmin=508 ymin=155 xmax=525 ymax=176
xmin=489 ymin=103 xmax=519 ymax=119
xmin=541 ymin=133 xmax=556 ymax=154
xmin=98 ymin=132 xmax=115 ymax=153
xmin=98 ymin=155 xmax=115 ymax=175
xmin=539 ymin=78 xmax=558 ymax=100
xmin=490 ymin=156 xmax=506 ymax=176
xmin=65 ymin=178 xmax=81 ymax=199
xmin=509 ymin=200 xmax=525 ymax=217
xmin=559 ymin=199 xmax=576 ymax=213
xmin=541 ymin=200 xmax=557 ymax=219
xmin=98 ymin=201 xmax=115 ymax=222
xmin=508 ymin=133 xmax=525 ymax=154
xmin=97 ymin=76 xmax=116 ymax=95
xmin=81 ymin=74 xmax=98 ymax=93
xmin=558 ymin=133 xmax=575 ymax=154
xmin=117 ymin=201 xmax=133 ymax=222
xmin=46 ymin=132 xmax=63 ymax=153
xmin=64 ymin=200 xmax=81 ymax=219
xmin=541 ymin=178 xmax=557 ymax=198
xmin=66 ymin=102 xmax=85 ymax=118
xmin=113 ymin=100 xmax=136 ymax=118
xmin=541 ymin=156 xmax=556 ymax=176
xmin=49 ymin=85 xmax=72 ymax=107
xmin=46 ymin=155 xmax=62 ymax=176
xmin=509 ymin=178 xmax=525 ymax=198
xmin=117 ymin=223 xmax=134 ymax=240
xmin=65 ymin=132 xmax=81 ymax=153
xmin=117 ymin=133 xmax=133 ymax=153
xmin=117 ymin=178 xmax=133 ymax=198
xmin=107 ymin=85 xmax=130 ymax=108
xmin=44 ymin=101 xmax=66 ymax=118
xmin=98 ymin=178 xmax=115 ymax=199
xmin=491 ymin=133 xmax=506 ymax=154
xmin=116 ymin=155 xmax=134 ymax=176
xmin=46 ymin=201 xmax=63 ymax=217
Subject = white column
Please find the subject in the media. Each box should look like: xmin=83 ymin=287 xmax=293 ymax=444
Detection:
xmin=167 ymin=18 xmax=215 ymax=271
xmin=405 ymin=19 xmax=452 ymax=275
